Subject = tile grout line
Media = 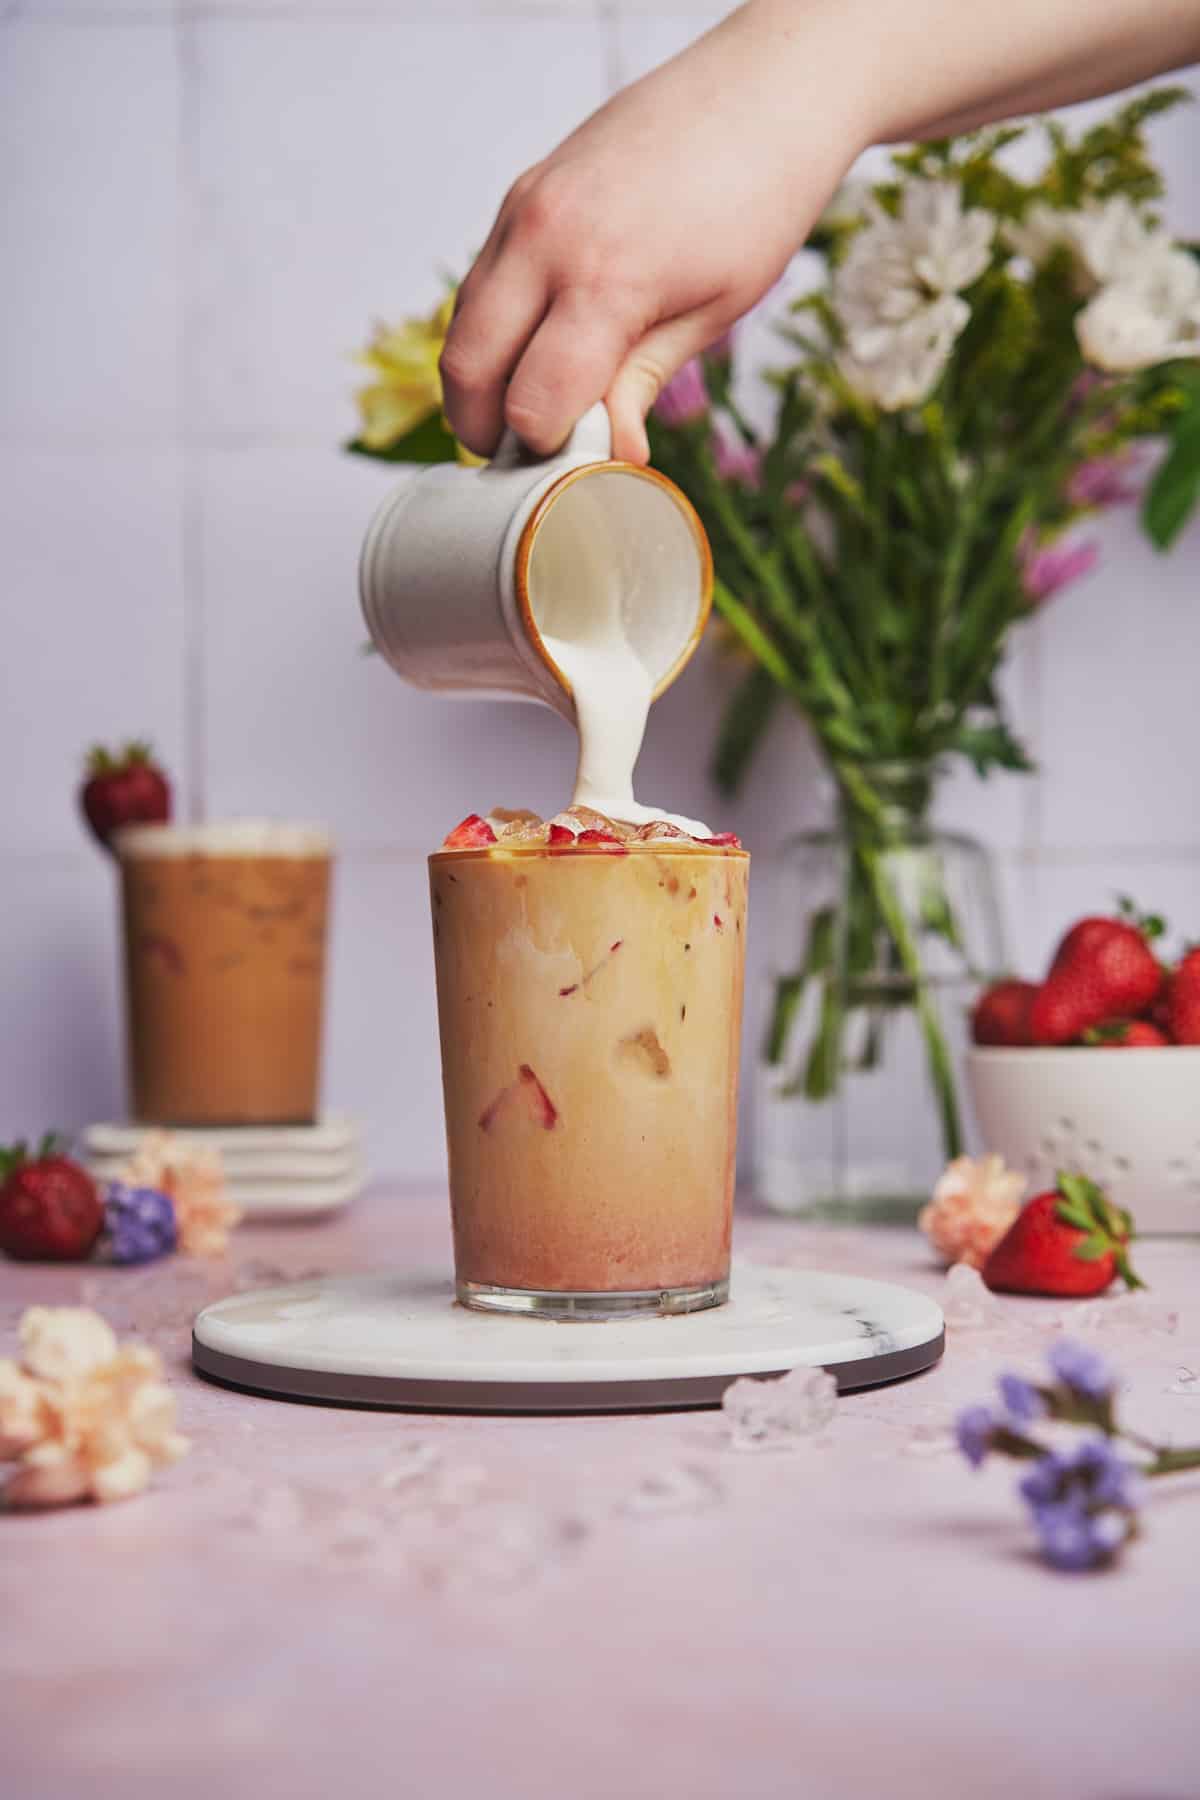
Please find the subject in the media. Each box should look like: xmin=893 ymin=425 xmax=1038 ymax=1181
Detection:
xmin=595 ymin=0 xmax=622 ymax=92
xmin=175 ymin=8 xmax=206 ymax=825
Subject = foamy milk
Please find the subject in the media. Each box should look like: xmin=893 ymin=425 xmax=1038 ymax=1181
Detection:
xmin=536 ymin=548 xmax=710 ymax=837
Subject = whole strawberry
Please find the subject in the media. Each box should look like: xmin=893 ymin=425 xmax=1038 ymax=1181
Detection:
xmin=80 ymin=741 xmax=171 ymax=853
xmin=1029 ymin=900 xmax=1164 ymax=1046
xmin=972 ymin=979 xmax=1037 ymax=1047
xmin=0 ymin=1136 xmax=104 ymax=1261
xmin=1166 ymin=946 xmax=1200 ymax=1045
xmin=982 ymin=1171 xmax=1142 ymax=1298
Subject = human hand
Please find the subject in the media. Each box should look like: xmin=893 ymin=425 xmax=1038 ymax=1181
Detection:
xmin=440 ymin=4 xmax=869 ymax=463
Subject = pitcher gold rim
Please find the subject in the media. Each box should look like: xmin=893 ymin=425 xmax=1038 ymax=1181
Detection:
xmin=514 ymin=461 xmax=714 ymax=702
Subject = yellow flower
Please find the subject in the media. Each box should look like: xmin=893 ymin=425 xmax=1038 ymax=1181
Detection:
xmin=355 ymin=291 xmax=455 ymax=451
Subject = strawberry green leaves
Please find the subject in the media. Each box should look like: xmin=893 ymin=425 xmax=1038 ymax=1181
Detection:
xmin=1054 ymin=1170 xmax=1144 ymax=1291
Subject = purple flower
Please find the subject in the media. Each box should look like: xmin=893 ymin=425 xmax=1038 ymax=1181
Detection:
xmin=712 ymin=429 xmax=762 ymax=489
xmin=1065 ymin=453 xmax=1142 ymax=509
xmin=1019 ymin=529 xmax=1100 ymax=603
xmin=998 ymin=1373 xmax=1045 ymax=1423
xmin=956 ymin=1404 xmax=997 ymax=1468
xmin=1026 ymin=1497 xmax=1133 ymax=1571
xmin=1047 ymin=1340 xmax=1116 ymax=1402
xmin=103 ymin=1182 xmax=177 ymax=1265
xmin=1019 ymin=1437 xmax=1142 ymax=1571
xmin=654 ymin=358 xmax=709 ymax=427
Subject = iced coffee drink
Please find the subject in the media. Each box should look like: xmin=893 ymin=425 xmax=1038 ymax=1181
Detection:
xmin=115 ymin=822 xmax=332 ymax=1125
xmin=431 ymin=808 xmax=748 ymax=1317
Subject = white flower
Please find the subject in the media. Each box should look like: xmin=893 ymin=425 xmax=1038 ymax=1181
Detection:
xmin=1067 ymin=195 xmax=1174 ymax=288
xmin=838 ymin=294 xmax=968 ymax=411
xmin=1076 ymin=248 xmax=1200 ymax=372
xmin=836 ymin=180 xmax=993 ymax=323
xmin=1006 ymin=196 xmax=1175 ymax=293
xmin=831 ymin=179 xmax=991 ymax=410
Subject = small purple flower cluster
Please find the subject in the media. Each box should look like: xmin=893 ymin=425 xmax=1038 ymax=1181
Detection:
xmin=102 ymin=1182 xmax=177 ymax=1265
xmin=1018 ymin=1438 xmax=1143 ymax=1572
xmin=956 ymin=1341 xmax=1142 ymax=1572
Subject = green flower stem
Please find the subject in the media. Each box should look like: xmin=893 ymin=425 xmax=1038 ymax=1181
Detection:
xmin=1145 ymin=1446 xmax=1200 ymax=1478
xmin=833 ymin=759 xmax=963 ymax=1160
xmin=856 ymin=839 xmax=964 ymax=1160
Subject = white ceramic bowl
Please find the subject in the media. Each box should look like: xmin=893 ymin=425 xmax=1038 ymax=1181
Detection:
xmin=966 ymin=1047 xmax=1200 ymax=1235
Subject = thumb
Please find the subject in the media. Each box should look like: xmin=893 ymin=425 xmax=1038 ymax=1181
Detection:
xmin=605 ymin=307 xmax=732 ymax=463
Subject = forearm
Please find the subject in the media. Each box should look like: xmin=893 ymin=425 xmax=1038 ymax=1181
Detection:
xmin=732 ymin=0 xmax=1200 ymax=144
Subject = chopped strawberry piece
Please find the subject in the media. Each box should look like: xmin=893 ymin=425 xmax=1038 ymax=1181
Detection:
xmin=714 ymin=914 xmax=724 ymax=930
xmin=547 ymin=823 xmax=576 ymax=846
xmin=703 ymin=832 xmax=742 ymax=848
xmin=443 ymin=814 xmax=497 ymax=850
xmin=634 ymin=820 xmax=688 ymax=840
xmin=518 ymin=1065 xmax=558 ymax=1129
xmin=576 ymin=830 xmax=629 ymax=854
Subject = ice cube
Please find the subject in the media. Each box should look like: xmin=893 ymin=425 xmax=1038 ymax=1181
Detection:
xmin=902 ymin=1422 xmax=958 ymax=1457
xmin=376 ymin=1441 xmax=442 ymax=1489
xmin=496 ymin=812 xmax=548 ymax=845
xmin=621 ymin=1462 xmax=723 ymax=1516
xmin=633 ymin=820 xmax=689 ymax=842
xmin=942 ymin=1262 xmax=999 ymax=1329
xmin=722 ymin=1365 xmax=837 ymax=1450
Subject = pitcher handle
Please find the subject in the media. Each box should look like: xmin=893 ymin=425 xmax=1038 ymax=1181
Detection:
xmin=487 ymin=401 xmax=612 ymax=471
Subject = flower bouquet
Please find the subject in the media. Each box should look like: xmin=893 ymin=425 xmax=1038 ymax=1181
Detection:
xmin=643 ymin=90 xmax=1200 ymax=1214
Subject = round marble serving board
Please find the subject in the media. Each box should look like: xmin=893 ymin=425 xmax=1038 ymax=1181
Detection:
xmin=192 ymin=1261 xmax=945 ymax=1413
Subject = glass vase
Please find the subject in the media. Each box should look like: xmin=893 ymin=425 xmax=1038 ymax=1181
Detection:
xmin=755 ymin=760 xmax=1005 ymax=1222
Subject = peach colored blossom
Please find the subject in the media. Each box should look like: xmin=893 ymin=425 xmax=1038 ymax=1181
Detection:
xmin=0 ymin=1307 xmax=188 ymax=1508
xmin=116 ymin=1132 xmax=241 ymax=1256
xmin=918 ymin=1153 xmax=1026 ymax=1270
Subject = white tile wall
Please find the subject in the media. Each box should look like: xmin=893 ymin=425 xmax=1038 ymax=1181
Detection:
xmin=0 ymin=857 xmax=125 ymax=1143
xmin=323 ymin=852 xmax=444 ymax=1176
xmin=179 ymin=11 xmax=609 ymax=443
xmin=0 ymin=451 xmax=188 ymax=855
xmin=1 ymin=0 xmax=1197 ymax=1177
xmin=0 ymin=22 xmax=179 ymax=444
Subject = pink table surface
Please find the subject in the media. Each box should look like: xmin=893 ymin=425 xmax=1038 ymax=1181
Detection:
xmin=2 ymin=1188 xmax=1197 ymax=1800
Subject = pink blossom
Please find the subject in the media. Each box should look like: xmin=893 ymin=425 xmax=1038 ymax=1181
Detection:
xmin=703 ymin=328 xmax=735 ymax=364
xmin=654 ymin=358 xmax=709 ymax=426
xmin=1019 ymin=529 xmax=1100 ymax=602
xmin=712 ymin=429 xmax=761 ymax=488
xmin=1065 ymin=452 xmax=1142 ymax=509
xmin=783 ymin=478 xmax=811 ymax=506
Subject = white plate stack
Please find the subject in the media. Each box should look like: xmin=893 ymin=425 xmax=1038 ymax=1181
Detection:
xmin=81 ymin=1117 xmax=365 ymax=1220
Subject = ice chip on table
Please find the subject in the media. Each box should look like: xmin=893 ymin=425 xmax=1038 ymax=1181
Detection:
xmin=943 ymin=1261 xmax=1000 ymax=1329
xmin=722 ymin=1365 xmax=837 ymax=1450
xmin=621 ymin=1462 xmax=723 ymax=1516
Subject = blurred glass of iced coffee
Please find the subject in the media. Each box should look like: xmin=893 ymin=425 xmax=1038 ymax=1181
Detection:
xmin=114 ymin=822 xmax=332 ymax=1125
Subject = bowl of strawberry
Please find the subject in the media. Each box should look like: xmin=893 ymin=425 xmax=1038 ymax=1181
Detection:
xmin=967 ymin=902 xmax=1200 ymax=1234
